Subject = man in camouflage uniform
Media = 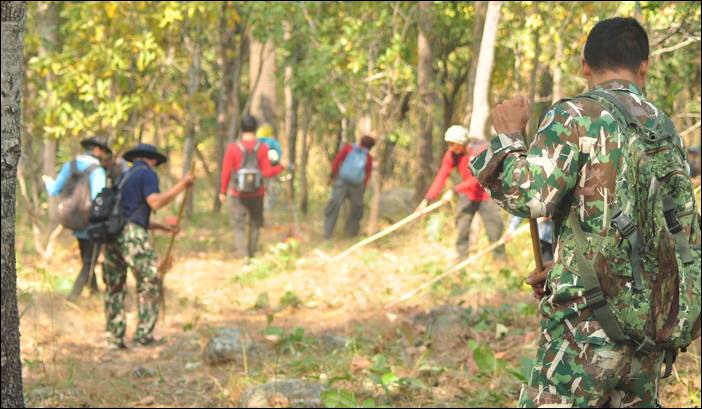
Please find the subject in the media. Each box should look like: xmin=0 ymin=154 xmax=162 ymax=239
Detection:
xmin=470 ymin=18 xmax=700 ymax=407
xmin=103 ymin=144 xmax=195 ymax=349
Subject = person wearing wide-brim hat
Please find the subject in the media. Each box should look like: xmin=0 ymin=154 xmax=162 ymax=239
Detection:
xmin=43 ymin=135 xmax=112 ymax=299
xmin=101 ymin=143 xmax=195 ymax=349
xmin=80 ymin=136 xmax=113 ymax=156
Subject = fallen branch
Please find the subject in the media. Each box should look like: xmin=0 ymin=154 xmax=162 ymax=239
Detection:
xmin=384 ymin=222 xmax=531 ymax=309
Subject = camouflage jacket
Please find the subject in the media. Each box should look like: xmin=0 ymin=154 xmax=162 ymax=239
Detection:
xmin=469 ymin=79 xmax=694 ymax=319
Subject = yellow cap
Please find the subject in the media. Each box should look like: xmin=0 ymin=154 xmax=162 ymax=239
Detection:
xmin=257 ymin=123 xmax=273 ymax=138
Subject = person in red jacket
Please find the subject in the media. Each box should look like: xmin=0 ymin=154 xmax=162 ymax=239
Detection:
xmin=416 ymin=125 xmax=504 ymax=261
xmin=219 ymin=115 xmax=285 ymax=258
xmin=324 ymin=135 xmax=375 ymax=239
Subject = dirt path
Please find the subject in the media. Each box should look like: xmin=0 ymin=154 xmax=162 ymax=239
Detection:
xmin=17 ymin=212 xmax=701 ymax=407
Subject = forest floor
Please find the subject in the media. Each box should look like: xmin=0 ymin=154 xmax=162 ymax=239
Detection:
xmin=16 ymin=198 xmax=702 ymax=408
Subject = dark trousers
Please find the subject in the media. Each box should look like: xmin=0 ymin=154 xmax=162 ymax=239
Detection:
xmin=455 ymin=196 xmax=504 ymax=259
xmin=324 ymin=178 xmax=365 ymax=239
xmin=70 ymin=238 xmax=99 ymax=298
xmin=230 ymin=196 xmax=264 ymax=258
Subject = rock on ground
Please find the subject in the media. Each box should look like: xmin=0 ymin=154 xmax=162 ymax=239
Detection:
xmin=238 ymin=379 xmax=325 ymax=408
xmin=202 ymin=327 xmax=259 ymax=366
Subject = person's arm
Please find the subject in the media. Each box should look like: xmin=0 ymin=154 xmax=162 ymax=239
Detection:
xmin=44 ymin=162 xmax=72 ymax=197
xmin=146 ymin=172 xmax=195 ymax=211
xmin=469 ymin=101 xmax=581 ymax=219
xmin=257 ymin=144 xmax=284 ymax=178
xmin=330 ymin=144 xmax=351 ymax=179
xmin=508 ymin=215 xmax=523 ymax=233
xmin=220 ymin=144 xmax=236 ymax=196
xmin=424 ymin=151 xmax=453 ymax=201
xmin=149 ymin=220 xmax=178 ymax=233
xmin=364 ymin=154 xmax=373 ymax=187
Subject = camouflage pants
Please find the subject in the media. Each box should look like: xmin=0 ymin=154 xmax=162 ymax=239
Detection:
xmin=518 ymin=309 xmax=663 ymax=408
xmin=102 ymin=223 xmax=160 ymax=344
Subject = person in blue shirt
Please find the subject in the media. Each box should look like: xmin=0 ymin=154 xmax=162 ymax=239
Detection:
xmin=102 ymin=144 xmax=195 ymax=349
xmin=256 ymin=123 xmax=283 ymax=214
xmin=506 ymin=215 xmax=554 ymax=263
xmin=43 ymin=136 xmax=110 ymax=299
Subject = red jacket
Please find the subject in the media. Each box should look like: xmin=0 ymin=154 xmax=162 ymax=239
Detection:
xmin=331 ymin=143 xmax=373 ymax=186
xmin=220 ymin=139 xmax=283 ymax=197
xmin=425 ymin=146 xmax=489 ymax=202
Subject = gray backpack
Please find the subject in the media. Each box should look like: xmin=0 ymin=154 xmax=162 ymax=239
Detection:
xmin=235 ymin=141 xmax=263 ymax=193
xmin=57 ymin=160 xmax=99 ymax=230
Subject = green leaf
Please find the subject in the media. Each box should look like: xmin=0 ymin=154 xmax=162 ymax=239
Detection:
xmin=321 ymin=389 xmax=357 ymax=408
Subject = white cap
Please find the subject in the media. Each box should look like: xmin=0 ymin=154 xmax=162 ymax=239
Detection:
xmin=444 ymin=125 xmax=469 ymax=145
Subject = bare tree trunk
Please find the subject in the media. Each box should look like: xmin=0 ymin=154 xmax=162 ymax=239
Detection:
xmin=462 ymin=1 xmax=487 ymax=127
xmin=249 ymin=36 xmax=277 ymax=133
xmin=226 ymin=26 xmax=247 ymax=141
xmin=284 ymin=23 xmax=298 ymax=199
xmin=183 ymin=19 xmax=201 ymax=218
xmin=467 ymin=1 xmax=502 ymax=140
xmin=38 ymin=1 xmax=59 ymax=224
xmin=300 ymin=105 xmax=311 ymax=215
xmin=415 ymin=1 xmax=436 ymax=203
xmin=214 ymin=2 xmax=236 ymax=212
xmin=1 ymin=2 xmax=27 ymax=407
xmin=552 ymin=33 xmax=564 ymax=104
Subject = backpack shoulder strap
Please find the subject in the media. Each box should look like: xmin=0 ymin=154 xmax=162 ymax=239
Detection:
xmin=582 ymin=89 xmax=639 ymax=127
xmin=70 ymin=159 xmax=79 ymax=176
xmin=567 ymin=209 xmax=632 ymax=344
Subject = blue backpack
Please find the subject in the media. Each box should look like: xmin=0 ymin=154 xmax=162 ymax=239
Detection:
xmin=339 ymin=144 xmax=368 ymax=185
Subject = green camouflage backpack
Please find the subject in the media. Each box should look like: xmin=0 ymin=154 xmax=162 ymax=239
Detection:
xmin=565 ymin=88 xmax=701 ymax=378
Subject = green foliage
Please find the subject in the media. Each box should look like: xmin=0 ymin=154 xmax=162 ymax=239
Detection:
xmin=322 ymin=389 xmax=377 ymax=409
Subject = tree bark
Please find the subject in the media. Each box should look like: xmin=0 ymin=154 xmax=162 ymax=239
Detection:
xmin=462 ymin=1 xmax=487 ymax=127
xmin=214 ymin=2 xmax=236 ymax=212
xmin=183 ymin=18 xmax=201 ymax=218
xmin=1 ymin=2 xmax=27 ymax=407
xmin=551 ymin=33 xmax=564 ymax=104
xmin=284 ymin=23 xmax=298 ymax=198
xmin=37 ymin=1 xmax=59 ymax=224
xmin=415 ymin=1 xmax=436 ymax=203
xmin=249 ymin=36 xmax=277 ymax=134
xmin=300 ymin=105 xmax=311 ymax=215
xmin=467 ymin=1 xmax=502 ymax=140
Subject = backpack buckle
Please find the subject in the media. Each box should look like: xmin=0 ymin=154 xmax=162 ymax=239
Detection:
xmin=611 ymin=211 xmax=636 ymax=238
xmin=584 ymin=287 xmax=607 ymax=309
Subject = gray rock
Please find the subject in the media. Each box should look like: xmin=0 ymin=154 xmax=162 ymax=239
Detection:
xmin=318 ymin=334 xmax=347 ymax=351
xmin=378 ymin=188 xmax=416 ymax=223
xmin=413 ymin=305 xmax=471 ymax=360
xmin=203 ymin=327 xmax=258 ymax=366
xmin=238 ymin=379 xmax=325 ymax=408
xmin=130 ymin=366 xmax=157 ymax=378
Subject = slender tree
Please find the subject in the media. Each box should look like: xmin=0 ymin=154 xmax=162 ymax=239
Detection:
xmin=468 ymin=1 xmax=502 ymax=140
xmin=1 ymin=1 xmax=27 ymax=407
xmin=415 ymin=0 xmax=436 ymax=203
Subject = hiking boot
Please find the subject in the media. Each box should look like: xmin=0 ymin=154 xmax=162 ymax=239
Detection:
xmin=133 ymin=336 xmax=165 ymax=347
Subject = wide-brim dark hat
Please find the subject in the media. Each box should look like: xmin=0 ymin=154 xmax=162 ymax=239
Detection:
xmin=123 ymin=143 xmax=167 ymax=166
xmin=80 ymin=136 xmax=112 ymax=155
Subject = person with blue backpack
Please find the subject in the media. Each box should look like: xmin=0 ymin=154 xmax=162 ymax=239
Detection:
xmin=324 ymin=135 xmax=376 ymax=239
xmin=43 ymin=136 xmax=110 ymax=299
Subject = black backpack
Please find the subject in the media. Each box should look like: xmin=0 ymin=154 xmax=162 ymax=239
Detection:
xmin=234 ymin=141 xmax=263 ymax=193
xmin=57 ymin=160 xmax=99 ymax=231
xmin=86 ymin=165 xmax=144 ymax=243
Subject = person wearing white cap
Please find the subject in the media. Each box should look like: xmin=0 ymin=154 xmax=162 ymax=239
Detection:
xmin=416 ymin=125 xmax=504 ymax=262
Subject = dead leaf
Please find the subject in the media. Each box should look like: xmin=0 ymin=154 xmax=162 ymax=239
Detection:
xmin=138 ymin=395 xmax=155 ymax=406
xmin=350 ymin=355 xmax=371 ymax=372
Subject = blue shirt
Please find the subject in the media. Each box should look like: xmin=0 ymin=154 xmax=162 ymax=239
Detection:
xmin=508 ymin=215 xmax=554 ymax=244
xmin=45 ymin=153 xmax=107 ymax=238
xmin=120 ymin=160 xmax=160 ymax=229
